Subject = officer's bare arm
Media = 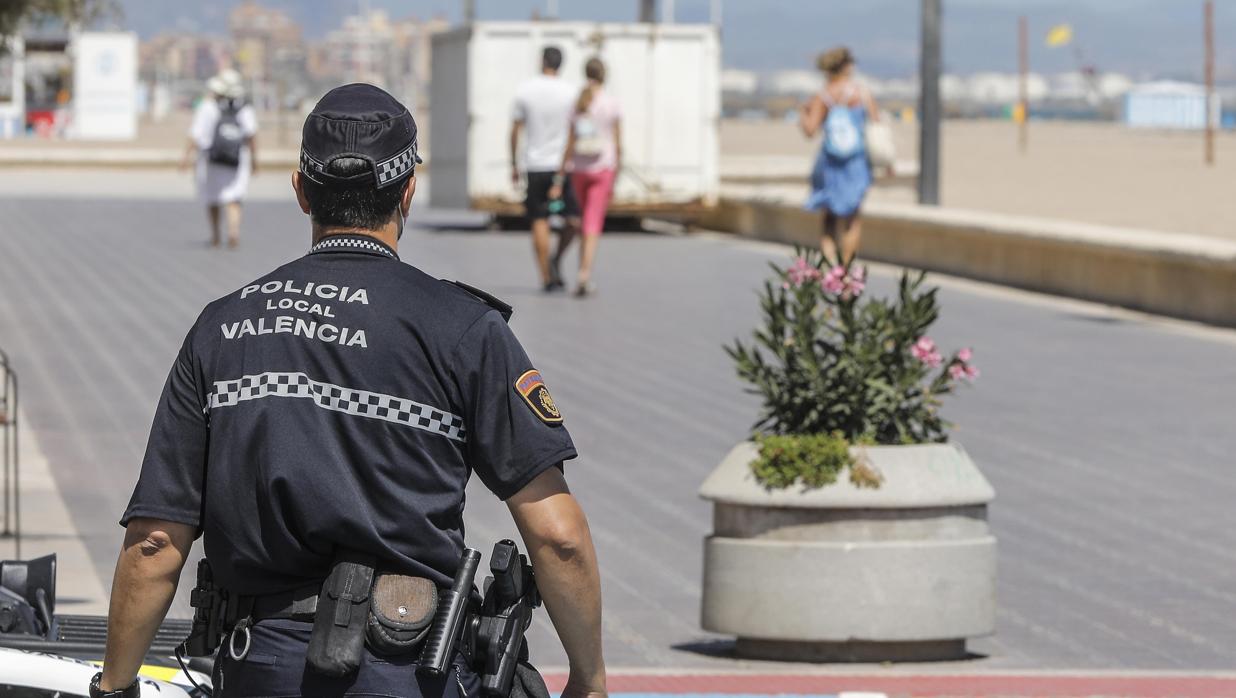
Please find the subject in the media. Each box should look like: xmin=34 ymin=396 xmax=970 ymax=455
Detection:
xmin=100 ymin=518 xmax=196 ymax=691
xmin=508 ymin=467 xmax=606 ymax=697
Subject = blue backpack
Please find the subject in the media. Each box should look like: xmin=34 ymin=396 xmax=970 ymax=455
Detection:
xmin=823 ymin=103 xmax=864 ymax=160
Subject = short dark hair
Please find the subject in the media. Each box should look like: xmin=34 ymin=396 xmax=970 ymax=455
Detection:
xmin=542 ymin=46 xmax=563 ymax=71
xmin=300 ymin=158 xmax=404 ymax=230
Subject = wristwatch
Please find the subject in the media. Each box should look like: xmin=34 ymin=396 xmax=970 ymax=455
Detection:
xmin=90 ymin=672 xmax=141 ymax=698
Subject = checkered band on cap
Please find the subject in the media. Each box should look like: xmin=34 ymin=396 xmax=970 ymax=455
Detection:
xmin=206 ymin=371 xmax=466 ymax=443
xmin=298 ymin=142 xmax=417 ymax=190
xmin=375 ymin=139 xmax=419 ymax=188
xmin=299 ymin=149 xmax=326 ymax=178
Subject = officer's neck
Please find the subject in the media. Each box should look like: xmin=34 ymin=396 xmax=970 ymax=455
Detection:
xmin=312 ymin=221 xmax=399 ymax=253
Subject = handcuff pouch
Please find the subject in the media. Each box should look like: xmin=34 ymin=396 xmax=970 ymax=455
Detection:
xmin=365 ymin=573 xmax=438 ymax=655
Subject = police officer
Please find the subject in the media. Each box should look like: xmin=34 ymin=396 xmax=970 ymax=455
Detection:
xmin=94 ymin=84 xmax=607 ymax=698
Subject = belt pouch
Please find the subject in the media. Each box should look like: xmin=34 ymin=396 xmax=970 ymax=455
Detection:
xmin=365 ymin=574 xmax=438 ymax=655
xmin=307 ymin=551 xmax=375 ymax=677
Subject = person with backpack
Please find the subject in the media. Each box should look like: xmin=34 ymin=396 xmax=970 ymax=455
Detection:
xmin=550 ymin=57 xmax=622 ymax=298
xmin=181 ymin=69 xmax=258 ymax=249
xmin=799 ymin=47 xmax=881 ymax=265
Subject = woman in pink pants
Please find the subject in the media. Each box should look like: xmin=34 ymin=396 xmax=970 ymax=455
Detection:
xmin=551 ymin=57 xmax=622 ymax=297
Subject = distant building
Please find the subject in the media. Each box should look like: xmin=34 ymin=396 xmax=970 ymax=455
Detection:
xmin=964 ymin=72 xmax=1049 ymax=104
xmin=228 ymin=0 xmax=306 ymax=107
xmin=139 ymin=33 xmax=227 ymax=82
xmin=308 ymin=9 xmax=447 ymax=111
xmin=720 ymin=68 xmax=758 ymax=95
xmin=765 ymin=69 xmax=818 ymax=96
xmin=1124 ymin=81 xmax=1216 ymax=130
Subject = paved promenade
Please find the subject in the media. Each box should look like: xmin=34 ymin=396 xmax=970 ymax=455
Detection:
xmin=1 ymin=179 xmax=1235 ymax=683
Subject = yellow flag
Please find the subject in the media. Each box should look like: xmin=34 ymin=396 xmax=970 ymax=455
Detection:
xmin=1045 ymin=24 xmax=1073 ymax=47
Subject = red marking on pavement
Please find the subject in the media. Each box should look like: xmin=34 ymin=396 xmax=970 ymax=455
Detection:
xmin=543 ymin=672 xmax=1236 ymax=697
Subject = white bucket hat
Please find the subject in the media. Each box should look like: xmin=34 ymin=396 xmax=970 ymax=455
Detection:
xmin=207 ymin=69 xmax=244 ymax=99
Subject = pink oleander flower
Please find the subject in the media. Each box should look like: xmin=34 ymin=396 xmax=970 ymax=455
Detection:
xmin=950 ymin=364 xmax=980 ymax=381
xmin=786 ymin=257 xmax=821 ymax=288
xmin=911 ymin=336 xmax=943 ymax=368
xmin=948 ymin=349 xmax=980 ymax=381
xmin=847 ymin=266 xmax=867 ymax=297
xmin=821 ymin=265 xmax=865 ymax=299
xmin=821 ymin=265 xmax=847 ymax=295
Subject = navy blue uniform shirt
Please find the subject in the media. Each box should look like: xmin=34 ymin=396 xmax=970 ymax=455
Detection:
xmin=121 ymin=234 xmax=576 ymax=595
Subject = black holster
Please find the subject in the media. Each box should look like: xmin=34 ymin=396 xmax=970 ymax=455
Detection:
xmin=306 ymin=550 xmax=375 ymax=677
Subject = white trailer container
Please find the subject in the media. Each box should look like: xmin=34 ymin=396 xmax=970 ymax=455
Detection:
xmin=1123 ymin=81 xmax=1217 ymax=130
xmin=429 ymin=21 xmax=720 ymax=216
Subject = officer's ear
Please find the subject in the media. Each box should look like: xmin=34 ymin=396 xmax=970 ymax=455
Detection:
xmin=292 ymin=171 xmax=312 ymax=215
xmin=400 ymin=175 xmax=416 ymax=216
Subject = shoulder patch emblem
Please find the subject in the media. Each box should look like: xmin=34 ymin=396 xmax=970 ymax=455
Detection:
xmin=515 ymin=369 xmax=562 ymax=424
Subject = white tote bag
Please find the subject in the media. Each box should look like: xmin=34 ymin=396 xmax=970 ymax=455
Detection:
xmin=864 ymin=120 xmax=896 ymax=169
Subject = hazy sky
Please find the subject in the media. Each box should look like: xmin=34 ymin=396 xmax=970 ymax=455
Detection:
xmin=113 ymin=0 xmax=1235 ymax=80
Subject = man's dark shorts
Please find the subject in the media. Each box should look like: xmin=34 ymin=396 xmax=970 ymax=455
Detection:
xmin=525 ymin=171 xmax=580 ymax=221
xmin=213 ymin=618 xmax=479 ymax=697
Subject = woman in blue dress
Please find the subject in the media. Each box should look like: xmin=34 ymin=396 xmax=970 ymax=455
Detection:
xmin=799 ymin=46 xmax=881 ymax=265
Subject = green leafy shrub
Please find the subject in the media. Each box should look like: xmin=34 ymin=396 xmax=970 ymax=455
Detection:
xmin=751 ymin=432 xmax=852 ymax=490
xmin=728 ymin=249 xmax=978 ymax=490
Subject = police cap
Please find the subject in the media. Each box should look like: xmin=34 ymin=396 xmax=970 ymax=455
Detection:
xmin=299 ymin=83 xmax=423 ymax=190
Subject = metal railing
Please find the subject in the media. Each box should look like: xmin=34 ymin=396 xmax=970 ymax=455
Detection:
xmin=0 ymin=348 xmax=20 ymax=559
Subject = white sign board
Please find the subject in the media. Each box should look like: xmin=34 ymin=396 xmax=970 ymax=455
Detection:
xmin=0 ymin=36 xmax=23 ymax=138
xmin=72 ymin=32 xmax=138 ymax=140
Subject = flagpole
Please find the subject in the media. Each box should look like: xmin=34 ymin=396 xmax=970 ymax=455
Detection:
xmin=1018 ymin=15 xmax=1028 ymax=154
xmin=918 ymin=0 xmax=942 ymax=205
xmin=1205 ymin=0 xmax=1215 ymax=166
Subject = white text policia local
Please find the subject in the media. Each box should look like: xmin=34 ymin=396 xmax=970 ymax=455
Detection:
xmin=219 ymin=280 xmax=372 ymax=349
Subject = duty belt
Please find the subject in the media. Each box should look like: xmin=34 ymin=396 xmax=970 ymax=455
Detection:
xmin=241 ymin=583 xmax=322 ymax=623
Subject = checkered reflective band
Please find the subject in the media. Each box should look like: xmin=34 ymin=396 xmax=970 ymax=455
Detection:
xmin=207 ymin=371 xmax=466 ymax=443
xmin=309 ymin=236 xmax=396 ymax=258
xmin=375 ymin=140 xmax=419 ymax=188
xmin=299 ymin=149 xmax=326 ymax=179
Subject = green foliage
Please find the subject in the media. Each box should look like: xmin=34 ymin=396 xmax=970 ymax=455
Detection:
xmin=0 ymin=0 xmax=120 ymax=41
xmin=751 ymin=432 xmax=852 ymax=490
xmin=727 ymin=249 xmax=977 ymax=489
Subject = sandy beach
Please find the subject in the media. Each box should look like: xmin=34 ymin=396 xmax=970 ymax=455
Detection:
xmin=722 ymin=118 xmax=1236 ymax=240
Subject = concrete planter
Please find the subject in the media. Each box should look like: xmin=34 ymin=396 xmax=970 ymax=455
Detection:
xmin=699 ymin=441 xmax=996 ymax=662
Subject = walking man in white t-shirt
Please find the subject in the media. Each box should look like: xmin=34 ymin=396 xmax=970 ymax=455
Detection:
xmin=510 ymin=46 xmax=581 ymax=291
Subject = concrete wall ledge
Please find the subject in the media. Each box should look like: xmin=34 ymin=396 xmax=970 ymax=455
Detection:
xmin=696 ymin=197 xmax=1236 ymax=328
xmin=0 ymin=148 xmax=300 ymax=169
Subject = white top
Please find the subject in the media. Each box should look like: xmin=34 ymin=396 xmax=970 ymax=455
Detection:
xmin=189 ymin=97 xmax=258 ymax=204
xmin=571 ymin=89 xmax=622 ymax=173
xmin=511 ymin=74 xmax=577 ymax=172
